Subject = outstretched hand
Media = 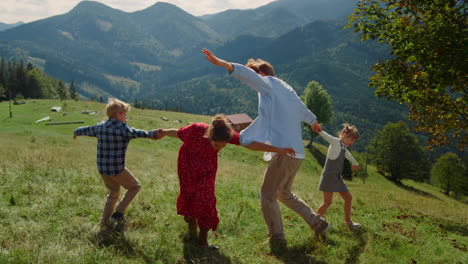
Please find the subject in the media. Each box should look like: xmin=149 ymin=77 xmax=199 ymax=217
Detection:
xmin=202 ymin=48 xmax=220 ymax=65
xmin=202 ymin=48 xmax=234 ymax=72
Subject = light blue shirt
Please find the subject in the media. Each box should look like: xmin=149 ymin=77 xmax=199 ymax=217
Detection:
xmin=230 ymin=63 xmax=317 ymax=160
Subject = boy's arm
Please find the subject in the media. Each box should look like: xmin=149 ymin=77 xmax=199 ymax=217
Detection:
xmin=73 ymin=125 xmax=97 ymax=138
xmin=243 ymin=141 xmax=296 ymax=157
xmin=126 ymin=126 xmax=157 ymax=139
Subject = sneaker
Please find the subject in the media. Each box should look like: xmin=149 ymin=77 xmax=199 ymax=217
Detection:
xmin=110 ymin=212 xmax=125 ymax=223
xmin=346 ymin=221 xmax=361 ymax=230
xmin=201 ymin=245 xmax=220 ymax=250
xmin=314 ymin=220 xmax=332 ymax=237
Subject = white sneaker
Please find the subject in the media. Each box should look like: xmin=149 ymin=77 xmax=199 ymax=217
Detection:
xmin=347 ymin=221 xmax=361 ymax=230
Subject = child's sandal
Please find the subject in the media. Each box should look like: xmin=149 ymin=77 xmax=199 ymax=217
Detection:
xmin=202 ymin=245 xmax=219 ymax=250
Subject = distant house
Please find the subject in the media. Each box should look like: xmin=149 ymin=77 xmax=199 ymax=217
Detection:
xmin=226 ymin=113 xmax=253 ymax=133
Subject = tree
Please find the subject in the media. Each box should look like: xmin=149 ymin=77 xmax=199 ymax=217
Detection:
xmin=431 ymin=152 xmax=467 ymax=197
xmin=56 ymin=81 xmax=68 ymax=100
xmin=0 ymin=83 xmax=5 ymax=100
xmin=370 ymin=121 xmax=430 ymax=183
xmin=0 ymin=58 xmax=6 ymax=101
xmin=302 ymin=80 xmax=333 ymax=144
xmin=16 ymin=60 xmax=28 ymax=97
xmin=69 ymin=79 xmax=78 ymax=101
xmin=347 ymin=0 xmax=467 ymax=148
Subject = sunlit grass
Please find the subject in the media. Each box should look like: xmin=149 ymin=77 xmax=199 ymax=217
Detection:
xmin=0 ymin=100 xmax=466 ymax=263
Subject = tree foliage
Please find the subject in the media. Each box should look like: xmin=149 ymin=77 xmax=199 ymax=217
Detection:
xmin=0 ymin=57 xmax=72 ymax=101
xmin=430 ymin=152 xmax=467 ymax=197
xmin=370 ymin=121 xmax=430 ymax=183
xmin=347 ymin=0 xmax=467 ymax=148
xmin=301 ymin=80 xmax=334 ymax=143
xmin=69 ymin=79 xmax=78 ymax=101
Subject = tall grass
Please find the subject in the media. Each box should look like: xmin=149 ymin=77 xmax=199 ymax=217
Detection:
xmin=0 ymin=100 xmax=466 ymax=263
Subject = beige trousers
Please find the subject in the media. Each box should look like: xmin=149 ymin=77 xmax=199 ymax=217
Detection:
xmin=261 ymin=154 xmax=322 ymax=241
xmin=100 ymin=168 xmax=141 ymax=225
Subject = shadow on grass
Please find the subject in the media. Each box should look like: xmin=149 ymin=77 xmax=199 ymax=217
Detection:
xmin=271 ymin=243 xmax=327 ymax=264
xmin=90 ymin=225 xmax=136 ymax=256
xmin=307 ymin=144 xmax=326 ymax=167
xmin=381 ymin=175 xmax=441 ymax=200
xmin=344 ymin=229 xmax=367 ymax=264
xmin=271 ymin=229 xmax=368 ymax=264
xmin=182 ymin=236 xmax=232 ymax=264
xmin=89 ymin=223 xmax=152 ymax=262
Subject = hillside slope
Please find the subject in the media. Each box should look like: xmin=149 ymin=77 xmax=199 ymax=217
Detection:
xmin=0 ymin=100 xmax=465 ymax=263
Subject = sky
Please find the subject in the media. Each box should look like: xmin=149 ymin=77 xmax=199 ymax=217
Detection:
xmin=0 ymin=0 xmax=278 ymax=24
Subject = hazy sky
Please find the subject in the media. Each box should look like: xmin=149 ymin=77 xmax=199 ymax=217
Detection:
xmin=1 ymin=0 xmax=277 ymax=24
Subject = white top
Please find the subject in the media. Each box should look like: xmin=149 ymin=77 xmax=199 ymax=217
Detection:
xmin=319 ymin=130 xmax=359 ymax=165
xmin=230 ymin=63 xmax=317 ymax=160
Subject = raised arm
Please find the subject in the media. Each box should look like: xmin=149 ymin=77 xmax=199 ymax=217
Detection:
xmin=243 ymin=141 xmax=296 ymax=157
xmin=202 ymin=49 xmax=234 ymax=72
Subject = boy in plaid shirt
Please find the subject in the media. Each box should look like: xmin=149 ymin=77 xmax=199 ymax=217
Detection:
xmin=74 ymin=98 xmax=158 ymax=228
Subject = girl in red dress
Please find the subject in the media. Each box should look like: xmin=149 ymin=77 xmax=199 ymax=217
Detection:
xmin=157 ymin=114 xmax=295 ymax=248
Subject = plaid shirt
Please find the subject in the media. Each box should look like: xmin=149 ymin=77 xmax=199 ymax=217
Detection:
xmin=74 ymin=118 xmax=156 ymax=175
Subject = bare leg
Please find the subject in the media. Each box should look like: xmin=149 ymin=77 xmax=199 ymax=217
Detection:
xmin=316 ymin=192 xmax=333 ymax=217
xmin=184 ymin=216 xmax=198 ymax=239
xmin=199 ymin=228 xmax=209 ymax=246
xmin=339 ymin=191 xmax=353 ymax=223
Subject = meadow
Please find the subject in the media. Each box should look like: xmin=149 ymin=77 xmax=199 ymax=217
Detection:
xmin=0 ymin=99 xmax=466 ymax=264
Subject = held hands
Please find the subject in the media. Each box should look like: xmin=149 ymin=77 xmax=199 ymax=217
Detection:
xmin=311 ymin=121 xmax=322 ymax=133
xmin=278 ymin=147 xmax=296 ymax=157
xmin=149 ymin=129 xmax=165 ymax=140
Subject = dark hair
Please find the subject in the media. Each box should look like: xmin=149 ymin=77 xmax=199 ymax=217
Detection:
xmin=206 ymin=114 xmax=233 ymax=142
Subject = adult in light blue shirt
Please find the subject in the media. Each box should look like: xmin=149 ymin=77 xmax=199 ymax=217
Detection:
xmin=202 ymin=49 xmax=331 ymax=252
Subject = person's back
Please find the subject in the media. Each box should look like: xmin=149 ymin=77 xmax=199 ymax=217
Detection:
xmin=202 ymin=48 xmax=331 ymax=253
xmin=73 ymin=98 xmax=156 ymax=229
xmin=230 ymin=63 xmax=316 ymax=160
xmin=92 ymin=118 xmax=147 ymax=175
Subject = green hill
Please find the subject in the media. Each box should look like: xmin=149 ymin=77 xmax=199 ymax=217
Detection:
xmin=0 ymin=0 xmax=410 ymax=152
xmin=0 ymin=99 xmax=466 ymax=263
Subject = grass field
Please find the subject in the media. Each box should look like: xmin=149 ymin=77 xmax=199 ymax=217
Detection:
xmin=0 ymin=99 xmax=466 ymax=263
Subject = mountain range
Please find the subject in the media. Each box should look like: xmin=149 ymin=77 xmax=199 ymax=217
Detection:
xmin=0 ymin=0 xmax=406 ymax=150
xmin=0 ymin=22 xmax=24 ymax=31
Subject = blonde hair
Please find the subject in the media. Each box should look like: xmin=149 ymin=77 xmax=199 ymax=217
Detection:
xmin=106 ymin=98 xmax=130 ymax=119
xmin=340 ymin=123 xmax=359 ymax=140
xmin=205 ymin=114 xmax=234 ymax=142
xmin=245 ymin=58 xmax=275 ymax=76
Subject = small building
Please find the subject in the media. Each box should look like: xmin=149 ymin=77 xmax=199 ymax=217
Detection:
xmin=226 ymin=113 xmax=253 ymax=133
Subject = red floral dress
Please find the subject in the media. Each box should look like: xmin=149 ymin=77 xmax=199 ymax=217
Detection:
xmin=176 ymin=123 xmax=240 ymax=231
